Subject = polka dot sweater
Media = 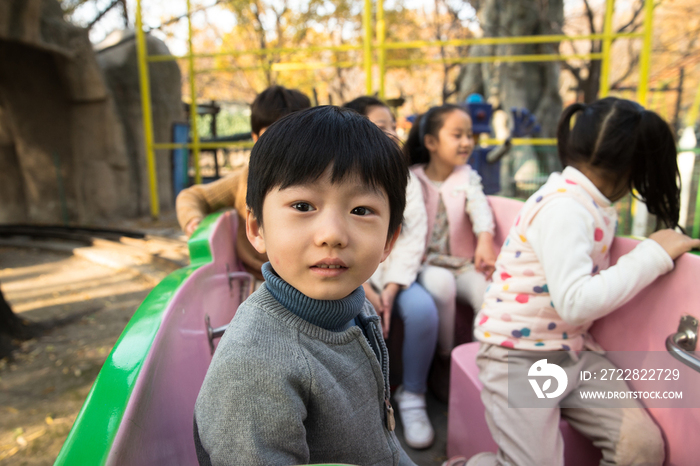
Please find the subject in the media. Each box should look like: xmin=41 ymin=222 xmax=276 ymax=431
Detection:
xmin=474 ymin=167 xmax=672 ymax=351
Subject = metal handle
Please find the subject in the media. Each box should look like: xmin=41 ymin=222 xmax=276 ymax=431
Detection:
xmin=665 ymin=315 xmax=700 ymax=373
xmin=205 ymin=315 xmax=229 ymax=354
xmin=206 ymin=270 xmax=255 ymax=354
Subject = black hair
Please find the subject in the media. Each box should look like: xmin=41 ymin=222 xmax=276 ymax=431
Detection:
xmin=342 ymin=96 xmax=390 ymax=117
xmin=250 ymin=85 xmax=311 ymax=136
xmin=246 ymin=106 xmax=408 ymax=238
xmin=404 ymin=103 xmax=467 ymax=165
xmin=557 ymin=97 xmax=680 ymax=229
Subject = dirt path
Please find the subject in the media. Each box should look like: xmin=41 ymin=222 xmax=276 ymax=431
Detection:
xmin=0 ymin=243 xmax=173 ymax=465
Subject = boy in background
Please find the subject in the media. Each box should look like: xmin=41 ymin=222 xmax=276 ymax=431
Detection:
xmin=193 ymin=106 xmax=417 ymax=466
xmin=176 ymin=86 xmax=311 ymax=281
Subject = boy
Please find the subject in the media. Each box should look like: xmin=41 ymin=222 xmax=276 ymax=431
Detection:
xmin=176 ymin=86 xmax=311 ymax=280
xmin=193 ymin=106 xmax=417 ymax=466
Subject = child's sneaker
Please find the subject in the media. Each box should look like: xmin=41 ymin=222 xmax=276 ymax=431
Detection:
xmin=393 ymin=387 xmax=434 ymax=449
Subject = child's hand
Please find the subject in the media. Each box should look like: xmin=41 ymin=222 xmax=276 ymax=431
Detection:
xmin=379 ymin=283 xmax=400 ymax=339
xmin=474 ymin=232 xmax=497 ymax=280
xmin=184 ymin=218 xmax=201 ymax=237
xmin=363 ymin=283 xmax=389 ymax=337
xmin=649 ymin=229 xmax=700 ymax=260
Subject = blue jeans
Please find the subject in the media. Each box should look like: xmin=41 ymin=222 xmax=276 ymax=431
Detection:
xmin=394 ymin=282 xmax=439 ymax=393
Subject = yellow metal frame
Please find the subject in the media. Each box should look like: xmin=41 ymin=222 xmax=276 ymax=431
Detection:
xmin=599 ymin=0 xmax=615 ymax=97
xmin=135 ymin=0 xmax=656 ymax=218
xmin=134 ymin=2 xmax=158 ymax=219
xmin=186 ymin=0 xmax=201 ymax=185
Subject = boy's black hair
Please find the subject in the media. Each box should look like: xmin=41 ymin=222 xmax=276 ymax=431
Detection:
xmin=404 ymin=103 xmax=467 ymax=165
xmin=250 ymin=86 xmax=311 ymax=136
xmin=247 ymin=106 xmax=408 ymax=238
xmin=342 ymin=96 xmax=390 ymax=117
xmin=557 ymin=97 xmax=681 ymax=229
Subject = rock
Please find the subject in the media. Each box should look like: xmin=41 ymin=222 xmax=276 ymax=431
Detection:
xmin=0 ymin=0 xmax=181 ymax=224
xmin=96 ymin=30 xmax=184 ymax=215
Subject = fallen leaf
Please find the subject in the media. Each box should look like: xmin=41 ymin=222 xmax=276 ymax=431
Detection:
xmin=25 ymin=428 xmax=46 ymax=442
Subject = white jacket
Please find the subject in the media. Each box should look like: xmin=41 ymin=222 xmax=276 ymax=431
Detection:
xmin=370 ymin=172 xmax=427 ymax=291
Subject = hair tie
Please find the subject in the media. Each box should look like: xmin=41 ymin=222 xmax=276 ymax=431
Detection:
xmin=419 ymin=106 xmax=437 ymax=147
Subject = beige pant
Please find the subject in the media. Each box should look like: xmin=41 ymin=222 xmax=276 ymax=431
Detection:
xmin=417 ymin=265 xmax=487 ymax=354
xmin=471 ymin=344 xmax=665 ymax=466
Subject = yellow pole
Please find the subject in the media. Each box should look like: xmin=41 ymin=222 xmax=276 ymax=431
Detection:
xmin=377 ymin=0 xmax=386 ymax=99
xmin=599 ymin=0 xmax=615 ymax=97
xmin=363 ymin=0 xmax=372 ymax=95
xmin=187 ymin=0 xmax=201 ymax=184
xmin=135 ymin=0 xmax=159 ymax=219
xmin=637 ymin=0 xmax=655 ymax=107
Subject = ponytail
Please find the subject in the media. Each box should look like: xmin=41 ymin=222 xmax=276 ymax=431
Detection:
xmin=556 ymin=102 xmax=586 ymax=168
xmin=629 ymin=110 xmax=680 ymax=229
xmin=404 ymin=113 xmax=431 ymax=165
xmin=557 ymin=97 xmax=681 ymax=229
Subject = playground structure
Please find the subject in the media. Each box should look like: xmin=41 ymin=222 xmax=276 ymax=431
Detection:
xmin=133 ymin=0 xmax=700 ymax=237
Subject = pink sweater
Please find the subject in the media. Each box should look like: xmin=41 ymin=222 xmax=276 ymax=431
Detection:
xmin=410 ymin=164 xmax=494 ymax=261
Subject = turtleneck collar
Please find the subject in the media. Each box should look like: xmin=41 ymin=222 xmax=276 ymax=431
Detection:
xmin=261 ymin=262 xmax=366 ymax=332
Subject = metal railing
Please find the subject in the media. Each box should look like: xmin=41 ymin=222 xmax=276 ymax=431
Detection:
xmin=134 ymin=0 xmax=663 ymax=220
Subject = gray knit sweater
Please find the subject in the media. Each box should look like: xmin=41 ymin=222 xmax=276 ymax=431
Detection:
xmin=194 ymin=269 xmax=416 ymax=466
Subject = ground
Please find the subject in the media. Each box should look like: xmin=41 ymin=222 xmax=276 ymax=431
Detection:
xmin=0 ymin=213 xmax=186 ymax=465
xmin=0 ymin=215 xmax=449 ymax=465
xmin=0 ymin=246 xmax=154 ymax=464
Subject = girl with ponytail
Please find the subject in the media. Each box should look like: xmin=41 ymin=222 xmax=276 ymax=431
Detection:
xmin=463 ymin=97 xmax=700 ymax=466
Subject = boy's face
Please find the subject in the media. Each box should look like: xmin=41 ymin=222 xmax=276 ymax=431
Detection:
xmin=246 ymin=168 xmax=399 ymax=300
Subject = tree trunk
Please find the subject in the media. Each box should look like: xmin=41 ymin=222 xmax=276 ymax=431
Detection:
xmin=0 ymin=286 xmax=36 ymax=359
xmin=582 ymin=53 xmax=601 ymax=104
xmin=457 ymin=0 xmax=564 ymax=194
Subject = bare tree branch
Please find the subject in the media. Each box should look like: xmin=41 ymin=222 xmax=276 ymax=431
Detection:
xmin=87 ymin=0 xmax=121 ymax=30
xmin=566 ymin=37 xmax=582 ymax=56
xmin=119 ymin=0 xmax=128 ymax=27
xmin=560 ymin=59 xmax=582 ymax=82
xmin=269 ymin=0 xmax=288 ymax=50
xmin=581 ymin=0 xmax=602 ymax=56
xmin=145 ymin=1 xmax=223 ymax=32
xmin=616 ymin=0 xmax=644 ymax=33
xmin=610 ymin=40 xmax=640 ymax=89
xmin=610 ymin=57 xmax=640 ymax=89
xmin=582 ymin=0 xmax=596 ymax=34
